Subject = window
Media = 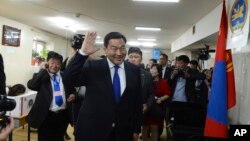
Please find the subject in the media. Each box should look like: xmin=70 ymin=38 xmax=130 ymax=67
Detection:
xmin=31 ymin=40 xmax=48 ymax=66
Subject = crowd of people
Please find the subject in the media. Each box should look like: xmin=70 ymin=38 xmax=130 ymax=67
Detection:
xmin=0 ymin=31 xmax=214 ymax=141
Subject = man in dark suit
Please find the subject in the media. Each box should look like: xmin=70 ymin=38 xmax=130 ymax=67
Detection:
xmin=0 ymin=54 xmax=6 ymax=95
xmin=127 ymin=47 xmax=155 ymax=140
xmin=158 ymin=53 xmax=172 ymax=140
xmin=64 ymin=32 xmax=143 ymax=141
xmin=159 ymin=53 xmax=172 ymax=81
xmin=127 ymin=47 xmax=155 ymax=114
xmin=27 ymin=51 xmax=75 ymax=141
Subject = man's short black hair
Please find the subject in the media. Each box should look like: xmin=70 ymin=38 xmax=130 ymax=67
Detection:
xmin=104 ymin=32 xmax=127 ymax=48
xmin=160 ymin=53 xmax=168 ymax=59
xmin=190 ymin=60 xmax=198 ymax=66
xmin=176 ymin=55 xmax=190 ymax=64
xmin=128 ymin=47 xmax=142 ymax=56
xmin=149 ymin=58 xmax=157 ymax=63
xmin=47 ymin=51 xmax=63 ymax=63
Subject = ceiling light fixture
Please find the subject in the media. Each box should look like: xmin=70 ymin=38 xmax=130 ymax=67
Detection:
xmin=135 ymin=27 xmax=161 ymax=31
xmin=141 ymin=42 xmax=156 ymax=47
xmin=137 ymin=38 xmax=156 ymax=41
xmin=95 ymin=41 xmax=104 ymax=44
xmin=132 ymin=0 xmax=179 ymax=3
xmin=127 ymin=41 xmax=156 ymax=47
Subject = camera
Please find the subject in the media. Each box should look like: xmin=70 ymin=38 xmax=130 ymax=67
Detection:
xmin=0 ymin=95 xmax=16 ymax=129
xmin=71 ymin=34 xmax=85 ymax=50
xmin=174 ymin=68 xmax=188 ymax=77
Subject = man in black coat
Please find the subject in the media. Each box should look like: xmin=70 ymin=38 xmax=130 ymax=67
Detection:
xmin=0 ymin=54 xmax=6 ymax=95
xmin=64 ymin=32 xmax=143 ymax=141
xmin=127 ymin=47 xmax=155 ymax=114
xmin=127 ymin=47 xmax=155 ymax=140
xmin=169 ymin=55 xmax=206 ymax=102
xmin=27 ymin=51 xmax=75 ymax=141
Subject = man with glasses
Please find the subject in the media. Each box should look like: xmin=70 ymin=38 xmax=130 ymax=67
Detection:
xmin=64 ymin=32 xmax=143 ymax=141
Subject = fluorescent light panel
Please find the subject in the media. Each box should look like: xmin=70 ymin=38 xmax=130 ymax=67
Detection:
xmin=133 ymin=0 xmax=179 ymax=3
xmin=95 ymin=41 xmax=104 ymax=44
xmin=127 ymin=41 xmax=156 ymax=47
xmin=135 ymin=27 xmax=161 ymax=31
xmin=137 ymin=38 xmax=156 ymax=41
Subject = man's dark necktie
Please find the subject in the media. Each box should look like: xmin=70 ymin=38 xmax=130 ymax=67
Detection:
xmin=113 ymin=65 xmax=121 ymax=103
xmin=53 ymin=74 xmax=63 ymax=107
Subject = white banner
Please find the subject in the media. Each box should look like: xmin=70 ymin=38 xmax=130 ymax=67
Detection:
xmin=227 ymin=0 xmax=249 ymax=49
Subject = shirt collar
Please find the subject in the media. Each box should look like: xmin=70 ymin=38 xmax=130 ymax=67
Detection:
xmin=106 ymin=58 xmax=124 ymax=69
xmin=48 ymin=71 xmax=61 ymax=77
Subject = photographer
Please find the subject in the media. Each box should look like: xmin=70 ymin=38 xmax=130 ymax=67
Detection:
xmin=169 ymin=55 xmax=206 ymax=103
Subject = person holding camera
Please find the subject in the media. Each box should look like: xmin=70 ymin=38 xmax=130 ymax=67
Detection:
xmin=27 ymin=51 xmax=75 ymax=141
xmin=170 ymin=55 xmax=206 ymax=103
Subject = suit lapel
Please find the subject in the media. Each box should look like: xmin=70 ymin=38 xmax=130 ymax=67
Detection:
xmin=122 ymin=62 xmax=130 ymax=97
xmin=44 ymin=73 xmax=53 ymax=102
xmin=102 ymin=59 xmax=116 ymax=104
xmin=141 ymin=70 xmax=145 ymax=87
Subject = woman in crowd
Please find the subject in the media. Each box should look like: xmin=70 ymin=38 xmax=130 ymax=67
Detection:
xmin=142 ymin=64 xmax=171 ymax=141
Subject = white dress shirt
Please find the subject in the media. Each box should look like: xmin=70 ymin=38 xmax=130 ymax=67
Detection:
xmin=107 ymin=58 xmax=126 ymax=96
xmin=162 ymin=65 xmax=167 ymax=78
xmin=49 ymin=71 xmax=67 ymax=111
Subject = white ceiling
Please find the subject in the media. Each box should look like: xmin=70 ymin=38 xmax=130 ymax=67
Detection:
xmin=0 ymin=0 xmax=222 ymax=49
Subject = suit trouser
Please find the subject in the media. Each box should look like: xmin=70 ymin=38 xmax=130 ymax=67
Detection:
xmin=38 ymin=110 xmax=68 ymax=141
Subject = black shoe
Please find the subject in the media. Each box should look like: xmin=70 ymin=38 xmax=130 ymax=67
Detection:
xmin=65 ymin=133 xmax=71 ymax=140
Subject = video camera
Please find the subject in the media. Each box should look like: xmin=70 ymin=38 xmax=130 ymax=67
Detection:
xmin=71 ymin=34 xmax=85 ymax=50
xmin=0 ymin=95 xmax=16 ymax=129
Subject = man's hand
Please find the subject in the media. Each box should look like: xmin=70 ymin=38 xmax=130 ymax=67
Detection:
xmin=80 ymin=32 xmax=100 ymax=55
xmin=39 ymin=62 xmax=48 ymax=70
xmin=67 ymin=94 xmax=76 ymax=102
xmin=133 ymin=133 xmax=139 ymax=141
xmin=142 ymin=104 xmax=148 ymax=114
xmin=0 ymin=117 xmax=14 ymax=141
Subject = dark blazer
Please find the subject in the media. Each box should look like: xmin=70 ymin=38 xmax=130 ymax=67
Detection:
xmin=64 ymin=52 xmax=143 ymax=141
xmin=169 ymin=68 xmax=206 ymax=102
xmin=27 ymin=69 xmax=73 ymax=128
xmin=141 ymin=69 xmax=154 ymax=108
xmin=163 ymin=66 xmax=172 ymax=82
xmin=0 ymin=54 xmax=6 ymax=95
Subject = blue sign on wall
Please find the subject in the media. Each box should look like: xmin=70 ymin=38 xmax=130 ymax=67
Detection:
xmin=153 ymin=49 xmax=160 ymax=60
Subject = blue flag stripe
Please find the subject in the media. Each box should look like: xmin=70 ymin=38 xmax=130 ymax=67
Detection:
xmin=207 ymin=61 xmax=228 ymax=125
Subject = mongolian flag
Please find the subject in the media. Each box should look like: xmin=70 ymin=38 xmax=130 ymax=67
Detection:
xmin=226 ymin=49 xmax=236 ymax=109
xmin=204 ymin=0 xmax=236 ymax=138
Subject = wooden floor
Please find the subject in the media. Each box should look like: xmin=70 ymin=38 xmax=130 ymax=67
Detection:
xmin=12 ymin=124 xmax=167 ymax=141
xmin=12 ymin=124 xmax=74 ymax=141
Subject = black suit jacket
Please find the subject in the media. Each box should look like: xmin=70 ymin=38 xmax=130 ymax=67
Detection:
xmin=64 ymin=52 xmax=143 ymax=141
xmin=27 ymin=69 xmax=73 ymax=128
xmin=0 ymin=54 xmax=6 ymax=95
xmin=169 ymin=68 xmax=206 ymax=102
xmin=163 ymin=66 xmax=172 ymax=82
